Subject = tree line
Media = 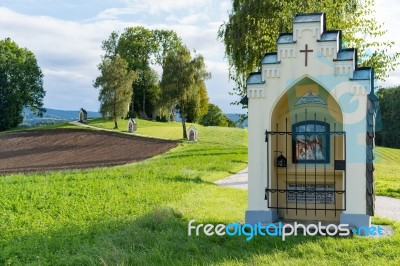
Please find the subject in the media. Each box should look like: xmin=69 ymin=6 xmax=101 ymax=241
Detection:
xmin=376 ymin=86 xmax=400 ymax=148
xmin=93 ymin=27 xmax=234 ymax=138
xmin=0 ymin=38 xmax=45 ymax=131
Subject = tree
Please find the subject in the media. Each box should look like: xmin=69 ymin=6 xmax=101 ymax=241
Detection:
xmin=160 ymin=46 xmax=210 ymax=138
xmin=375 ymin=86 xmax=400 ymax=148
xmin=101 ymin=27 xmax=184 ymax=119
xmin=218 ymin=0 xmax=400 ymax=107
xmin=199 ymin=103 xmax=236 ymax=127
xmin=94 ymin=56 xmax=136 ymax=129
xmin=185 ymin=82 xmax=209 ymax=122
xmin=0 ymin=38 xmax=45 ymax=131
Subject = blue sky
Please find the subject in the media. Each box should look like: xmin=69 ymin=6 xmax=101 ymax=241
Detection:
xmin=0 ymin=0 xmax=398 ymax=113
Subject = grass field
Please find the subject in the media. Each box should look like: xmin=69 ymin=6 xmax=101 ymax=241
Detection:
xmin=375 ymin=147 xmax=400 ymax=198
xmin=0 ymin=120 xmax=399 ymax=264
xmin=88 ymin=118 xmax=190 ymax=140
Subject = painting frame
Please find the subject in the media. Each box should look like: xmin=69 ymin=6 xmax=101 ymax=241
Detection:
xmin=292 ymin=121 xmax=330 ymax=164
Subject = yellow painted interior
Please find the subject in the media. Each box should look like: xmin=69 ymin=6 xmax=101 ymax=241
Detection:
xmin=269 ymin=77 xmax=345 ymax=221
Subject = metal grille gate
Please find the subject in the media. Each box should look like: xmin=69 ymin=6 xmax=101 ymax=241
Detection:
xmin=265 ymin=112 xmax=346 ymax=217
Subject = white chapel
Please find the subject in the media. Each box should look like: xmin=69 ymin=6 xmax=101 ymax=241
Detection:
xmin=245 ymin=13 xmax=378 ymax=228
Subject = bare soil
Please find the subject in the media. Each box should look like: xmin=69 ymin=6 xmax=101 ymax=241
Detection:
xmin=0 ymin=129 xmax=178 ymax=174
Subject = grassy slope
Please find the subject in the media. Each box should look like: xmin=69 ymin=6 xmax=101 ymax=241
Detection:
xmin=88 ymin=118 xmax=189 ymax=139
xmin=0 ymin=120 xmax=399 ymax=265
xmin=375 ymin=147 xmax=400 ymax=198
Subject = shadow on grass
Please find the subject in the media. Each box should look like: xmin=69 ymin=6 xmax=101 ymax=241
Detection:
xmin=1 ymin=207 xmax=328 ymax=265
xmin=166 ymin=175 xmax=216 ymax=186
xmin=162 ymin=148 xmax=247 ymax=160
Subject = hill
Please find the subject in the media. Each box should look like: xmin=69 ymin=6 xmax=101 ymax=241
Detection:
xmin=226 ymin=113 xmax=248 ymax=127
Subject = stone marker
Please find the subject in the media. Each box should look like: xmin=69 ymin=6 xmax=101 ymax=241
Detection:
xmin=127 ymin=118 xmax=137 ymax=133
xmin=187 ymin=125 xmax=198 ymax=141
xmin=79 ymin=108 xmax=87 ymax=123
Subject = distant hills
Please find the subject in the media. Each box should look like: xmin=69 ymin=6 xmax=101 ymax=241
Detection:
xmin=21 ymin=108 xmax=248 ymax=128
xmin=226 ymin=114 xmax=248 ymax=128
xmin=22 ymin=108 xmax=102 ymax=126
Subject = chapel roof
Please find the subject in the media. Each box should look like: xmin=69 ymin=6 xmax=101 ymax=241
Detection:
xmin=335 ymin=48 xmax=356 ymax=61
xmin=246 ymin=72 xmax=263 ymax=84
xmin=351 ymin=67 xmax=373 ymax=80
xmin=247 ymin=12 xmax=374 ymax=88
xmin=261 ymin=53 xmax=279 ymax=64
xmin=277 ymin=33 xmax=294 ymax=44
xmin=293 ymin=13 xmax=324 ymax=23
xmin=319 ymin=30 xmax=340 ymax=42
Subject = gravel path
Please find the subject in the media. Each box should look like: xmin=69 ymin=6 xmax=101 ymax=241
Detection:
xmin=216 ymin=168 xmax=400 ymax=222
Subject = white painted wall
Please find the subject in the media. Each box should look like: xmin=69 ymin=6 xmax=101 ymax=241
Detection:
xmin=247 ymin=14 xmax=371 ymax=218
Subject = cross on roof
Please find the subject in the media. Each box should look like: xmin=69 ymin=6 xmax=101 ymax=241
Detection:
xmin=300 ymin=44 xmax=313 ymax=67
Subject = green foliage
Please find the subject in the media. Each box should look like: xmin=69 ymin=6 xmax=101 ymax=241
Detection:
xmin=0 ymin=38 xmax=45 ymax=131
xmin=160 ymin=46 xmax=210 ymax=138
xmin=101 ymin=28 xmax=184 ymax=119
xmin=117 ymin=27 xmax=157 ymax=70
xmin=218 ymin=0 xmax=400 ymax=106
xmin=376 ymin=86 xmax=400 ymax=148
xmin=93 ymin=56 xmax=136 ymax=129
xmin=132 ymin=68 xmax=160 ymax=119
xmin=200 ymin=103 xmax=236 ymax=127
xmin=185 ymin=82 xmax=209 ymax=122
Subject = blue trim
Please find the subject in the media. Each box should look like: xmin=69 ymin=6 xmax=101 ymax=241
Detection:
xmin=277 ymin=33 xmax=295 ymax=44
xmin=350 ymin=67 xmax=372 ymax=81
xmin=334 ymin=48 xmax=356 ymax=61
xmin=340 ymin=213 xmax=371 ymax=235
xmin=245 ymin=210 xmax=278 ymax=224
xmin=261 ymin=52 xmax=280 ymax=64
xmin=246 ymin=72 xmax=264 ymax=85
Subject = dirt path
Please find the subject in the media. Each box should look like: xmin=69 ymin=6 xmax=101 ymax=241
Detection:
xmin=0 ymin=128 xmax=177 ymax=174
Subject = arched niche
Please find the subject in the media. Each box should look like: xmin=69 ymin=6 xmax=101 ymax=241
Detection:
xmin=268 ymin=76 xmax=345 ymax=221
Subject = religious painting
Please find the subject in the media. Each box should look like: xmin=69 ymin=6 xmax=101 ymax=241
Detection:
xmin=292 ymin=121 xmax=330 ymax=163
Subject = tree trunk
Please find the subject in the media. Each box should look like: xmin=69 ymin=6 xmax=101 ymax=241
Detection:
xmin=113 ymin=94 xmax=118 ymax=129
xmin=143 ymin=87 xmax=146 ymax=116
xmin=142 ymin=70 xmax=146 ymax=116
xmin=181 ymin=104 xmax=187 ymax=139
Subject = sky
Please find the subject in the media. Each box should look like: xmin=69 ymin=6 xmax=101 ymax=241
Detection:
xmin=0 ymin=0 xmax=399 ymax=114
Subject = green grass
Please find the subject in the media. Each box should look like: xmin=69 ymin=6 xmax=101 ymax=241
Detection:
xmin=0 ymin=122 xmax=81 ymax=135
xmin=375 ymin=146 xmax=400 ymax=198
xmin=88 ymin=118 xmax=192 ymax=140
xmin=0 ymin=121 xmax=399 ymax=264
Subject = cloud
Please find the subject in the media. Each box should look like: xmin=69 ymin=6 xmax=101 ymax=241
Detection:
xmin=122 ymin=0 xmax=211 ymax=14
xmin=0 ymin=7 xmax=132 ymax=111
xmin=0 ymin=4 xmax=239 ymax=113
xmin=94 ymin=7 xmax=144 ymax=20
xmin=166 ymin=13 xmax=210 ymax=25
